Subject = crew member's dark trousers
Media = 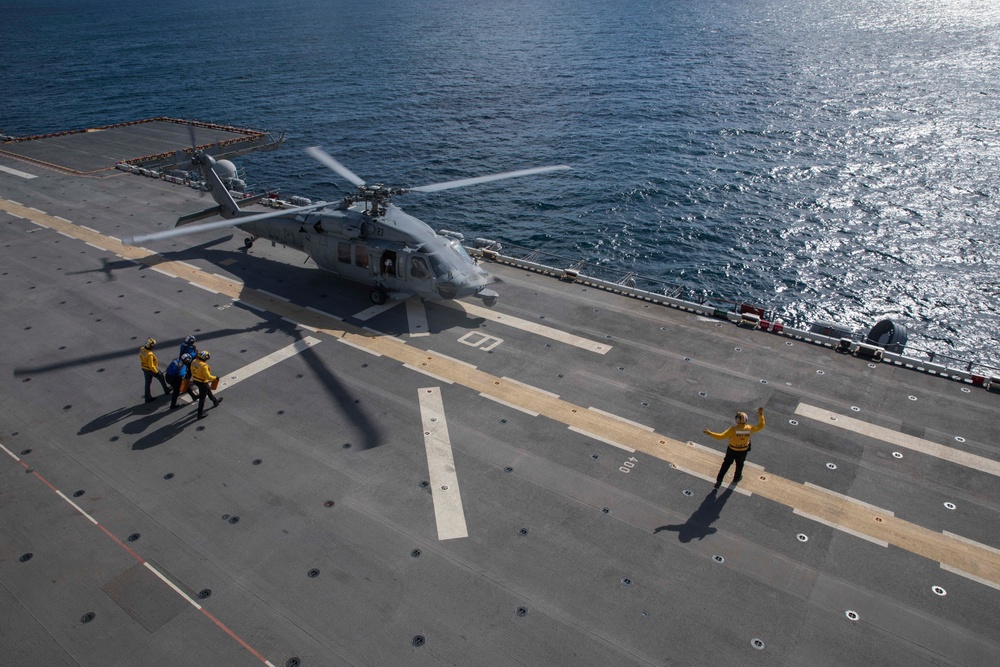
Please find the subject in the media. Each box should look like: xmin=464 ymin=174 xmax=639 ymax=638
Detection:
xmin=167 ymin=375 xmax=198 ymax=407
xmin=194 ymin=380 xmax=218 ymax=416
xmin=716 ymin=446 xmax=749 ymax=485
xmin=143 ymin=369 xmax=169 ymax=400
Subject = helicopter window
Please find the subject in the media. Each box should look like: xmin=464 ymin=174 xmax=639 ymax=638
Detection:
xmin=448 ymin=239 xmax=475 ymax=265
xmin=355 ymin=246 xmax=369 ymax=269
xmin=338 ymin=242 xmax=351 ymax=263
xmin=427 ymin=254 xmax=451 ymax=278
xmin=410 ymin=257 xmax=430 ymax=279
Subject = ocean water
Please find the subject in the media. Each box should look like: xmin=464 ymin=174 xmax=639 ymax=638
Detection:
xmin=3 ymin=0 xmax=999 ymax=369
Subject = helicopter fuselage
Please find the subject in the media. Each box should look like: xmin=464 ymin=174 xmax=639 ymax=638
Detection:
xmin=232 ymin=202 xmax=496 ymax=306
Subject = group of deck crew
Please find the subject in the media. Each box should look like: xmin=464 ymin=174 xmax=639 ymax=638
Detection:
xmin=139 ymin=335 xmax=223 ymax=419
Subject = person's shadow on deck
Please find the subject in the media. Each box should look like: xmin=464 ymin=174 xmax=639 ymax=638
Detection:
xmin=654 ymin=487 xmax=735 ymax=542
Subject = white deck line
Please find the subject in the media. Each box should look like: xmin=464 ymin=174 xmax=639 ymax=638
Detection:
xmin=404 ymin=364 xmax=454 ymax=384
xmin=216 ymin=337 xmax=320 ymax=391
xmin=151 ymin=266 xmax=178 ymax=278
xmin=442 ymin=300 xmax=612 ymax=354
xmin=480 ymin=393 xmax=540 ymax=417
xmin=55 ymin=490 xmax=99 ymax=525
xmin=588 ymin=407 xmax=654 ymax=432
xmin=0 ymin=165 xmax=37 ymax=179
xmin=501 ymin=376 xmax=560 ymax=398
xmin=352 ymin=300 xmax=399 ymax=322
xmin=337 ymin=337 xmax=383 ymax=356
xmin=793 ymin=509 xmax=889 ymax=547
xmin=188 ymin=281 xmax=219 ymax=294
xmin=418 ymin=387 xmax=469 ymax=540
xmin=940 ymin=564 xmax=1000 ymax=592
xmin=568 ymin=426 xmax=636 ymax=453
xmin=427 ymin=350 xmax=478 ymax=370
xmin=405 ymin=296 xmax=430 ymax=337
xmin=144 ymin=562 xmax=202 ymax=609
xmin=796 ymin=403 xmax=1000 ymax=477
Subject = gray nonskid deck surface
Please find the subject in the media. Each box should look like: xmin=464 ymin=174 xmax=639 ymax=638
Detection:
xmin=2 ymin=154 xmax=999 ymax=667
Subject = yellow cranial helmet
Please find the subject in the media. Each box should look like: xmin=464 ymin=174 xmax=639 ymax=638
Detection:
xmin=146 ymin=337 xmax=156 ymax=348
xmin=198 ymin=350 xmax=210 ymax=360
xmin=735 ymin=412 xmax=748 ymax=423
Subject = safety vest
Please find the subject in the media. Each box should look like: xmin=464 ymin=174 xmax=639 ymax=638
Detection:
xmin=139 ymin=346 xmax=158 ymax=373
xmin=728 ymin=427 xmax=753 ymax=451
xmin=190 ymin=358 xmax=216 ymax=383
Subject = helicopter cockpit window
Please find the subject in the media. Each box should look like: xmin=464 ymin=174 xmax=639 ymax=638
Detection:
xmin=355 ymin=246 xmax=369 ymax=269
xmin=427 ymin=254 xmax=451 ymax=278
xmin=338 ymin=242 xmax=351 ymax=264
xmin=447 ymin=239 xmax=475 ymax=266
xmin=411 ymin=256 xmax=430 ymax=279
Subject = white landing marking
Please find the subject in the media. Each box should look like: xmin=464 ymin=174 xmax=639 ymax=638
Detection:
xmin=178 ymin=337 xmax=321 ymax=404
xmin=941 ymin=532 xmax=1000 ymax=591
xmin=405 ymin=296 xmax=430 ymax=337
xmin=501 ymin=376 xmax=559 ymax=398
xmin=418 ymin=387 xmax=469 ymax=540
xmin=793 ymin=509 xmax=889 ymax=547
xmin=795 ymin=403 xmax=1000 ymax=477
xmin=353 ymin=300 xmax=399 ymax=321
xmin=0 ymin=442 xmax=20 ymax=461
xmin=216 ymin=337 xmax=321 ymax=391
xmin=589 ymin=407 xmax=654 ymax=432
xmin=568 ymin=426 xmax=636 ymax=453
xmin=337 ymin=337 xmax=383 ymax=357
xmin=480 ymin=393 xmax=540 ymax=417
xmin=144 ymin=562 xmax=202 ymax=609
xmin=189 ymin=281 xmax=219 ymax=294
xmin=56 ymin=490 xmax=99 ymax=525
xmin=0 ymin=165 xmax=37 ymax=179
xmin=443 ymin=300 xmax=612 ymax=354
xmin=404 ymin=364 xmax=454 ymax=384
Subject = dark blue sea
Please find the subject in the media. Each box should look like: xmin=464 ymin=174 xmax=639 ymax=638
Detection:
xmin=3 ymin=0 xmax=998 ymax=368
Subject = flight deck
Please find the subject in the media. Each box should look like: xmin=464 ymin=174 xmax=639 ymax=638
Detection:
xmin=1 ymin=122 xmax=999 ymax=666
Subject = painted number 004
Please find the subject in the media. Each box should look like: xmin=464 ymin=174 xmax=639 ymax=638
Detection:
xmin=619 ymin=457 xmax=638 ymax=473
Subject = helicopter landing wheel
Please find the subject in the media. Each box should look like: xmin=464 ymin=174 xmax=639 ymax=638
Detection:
xmin=243 ymin=237 xmax=254 ymax=249
xmin=483 ymin=296 xmax=497 ymax=308
xmin=370 ymin=287 xmax=388 ymax=305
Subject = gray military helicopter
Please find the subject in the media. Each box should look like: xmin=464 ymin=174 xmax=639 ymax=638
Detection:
xmin=123 ymin=146 xmax=570 ymax=307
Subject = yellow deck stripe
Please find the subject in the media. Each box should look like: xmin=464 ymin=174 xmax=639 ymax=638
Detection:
xmin=7 ymin=197 xmax=1000 ymax=589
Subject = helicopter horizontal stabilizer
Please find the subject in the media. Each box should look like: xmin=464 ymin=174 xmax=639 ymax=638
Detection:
xmin=176 ymin=192 xmax=269 ymax=227
xmin=176 ymin=205 xmax=223 ymax=227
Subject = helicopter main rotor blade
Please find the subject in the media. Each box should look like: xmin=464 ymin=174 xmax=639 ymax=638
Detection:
xmin=121 ymin=202 xmax=327 ymax=246
xmin=305 ymin=146 xmax=367 ymax=187
xmin=408 ymin=165 xmax=571 ymax=193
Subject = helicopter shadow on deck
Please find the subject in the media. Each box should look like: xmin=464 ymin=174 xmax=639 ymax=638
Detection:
xmin=122 ymin=319 xmax=384 ymax=451
xmin=653 ymin=486 xmax=735 ymax=543
xmin=156 ymin=237 xmax=489 ymax=336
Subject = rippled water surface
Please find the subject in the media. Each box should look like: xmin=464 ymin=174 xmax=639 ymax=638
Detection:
xmin=3 ymin=0 xmax=998 ymax=366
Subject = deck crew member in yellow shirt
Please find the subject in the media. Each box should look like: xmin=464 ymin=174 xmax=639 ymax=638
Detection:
xmin=704 ymin=407 xmax=765 ymax=489
xmin=190 ymin=350 xmax=224 ymax=419
xmin=139 ymin=337 xmax=170 ymax=403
